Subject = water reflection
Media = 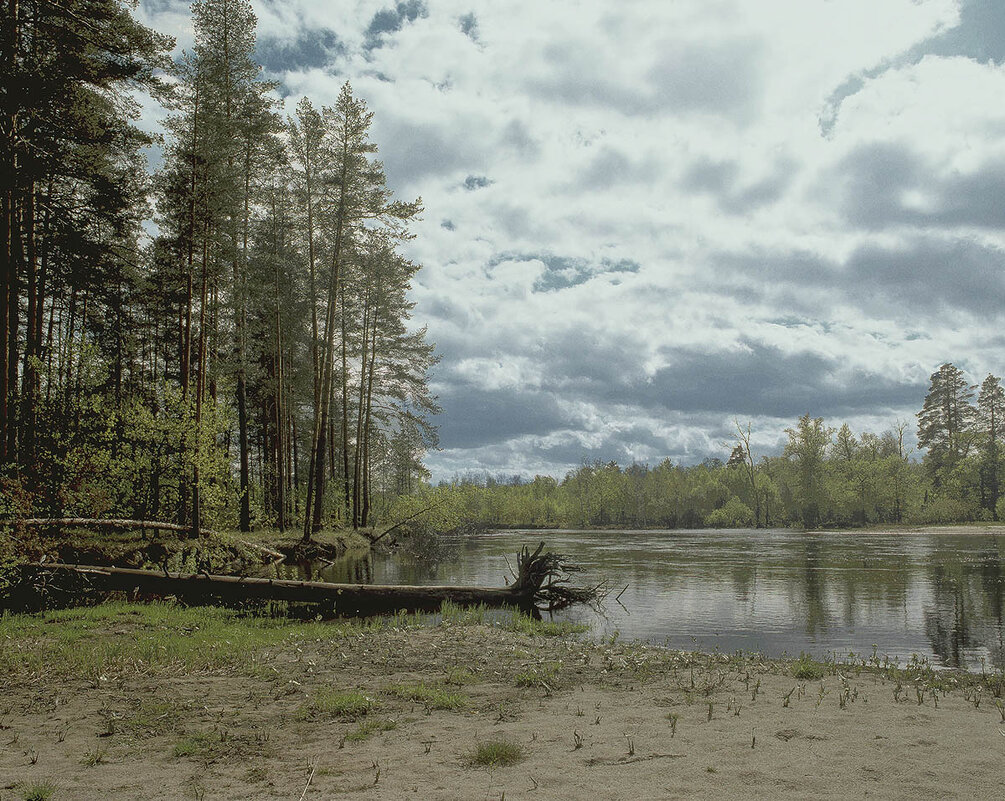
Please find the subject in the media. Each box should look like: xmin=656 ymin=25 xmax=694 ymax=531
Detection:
xmin=279 ymin=529 xmax=1005 ymax=670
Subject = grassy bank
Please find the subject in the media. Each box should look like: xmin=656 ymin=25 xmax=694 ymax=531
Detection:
xmin=2 ymin=601 xmax=1004 ymax=799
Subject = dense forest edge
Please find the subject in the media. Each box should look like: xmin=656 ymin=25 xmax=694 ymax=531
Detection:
xmin=419 ymin=363 xmax=1005 ymax=533
xmin=0 ymin=0 xmax=440 ymax=565
xmin=1 ymin=0 xmax=1004 ymax=584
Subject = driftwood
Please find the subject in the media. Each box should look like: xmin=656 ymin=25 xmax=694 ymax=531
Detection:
xmin=19 ymin=543 xmax=601 ymax=616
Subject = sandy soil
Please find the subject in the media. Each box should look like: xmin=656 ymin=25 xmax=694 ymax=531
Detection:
xmin=3 ymin=621 xmax=1004 ymax=801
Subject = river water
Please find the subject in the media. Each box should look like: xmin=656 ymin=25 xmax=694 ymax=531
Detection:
xmin=280 ymin=528 xmax=1005 ymax=670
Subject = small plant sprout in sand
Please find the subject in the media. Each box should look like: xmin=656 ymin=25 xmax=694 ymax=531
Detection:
xmin=573 ymin=730 xmax=584 ymax=750
xmin=467 ymin=738 xmax=525 ymax=768
xmin=666 ymin=712 xmax=679 ymax=737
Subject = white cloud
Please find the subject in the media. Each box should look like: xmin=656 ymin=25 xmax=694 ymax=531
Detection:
xmin=137 ymin=0 xmax=1005 ymax=480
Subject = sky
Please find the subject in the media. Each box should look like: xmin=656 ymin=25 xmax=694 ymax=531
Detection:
xmin=136 ymin=0 xmax=1005 ymax=482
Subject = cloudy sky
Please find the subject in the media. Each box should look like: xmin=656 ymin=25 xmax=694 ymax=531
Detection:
xmin=138 ymin=0 xmax=1005 ymax=481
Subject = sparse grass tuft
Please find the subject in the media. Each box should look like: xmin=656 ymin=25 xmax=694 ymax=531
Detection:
xmin=791 ymin=653 xmax=825 ymax=680
xmin=19 ymin=780 xmax=58 ymax=801
xmin=515 ymin=662 xmax=562 ymax=687
xmin=466 ymin=738 xmax=525 ymax=767
xmin=345 ymin=718 xmax=398 ymax=742
xmin=387 ymin=682 xmax=467 ymax=710
xmin=301 ymin=689 xmax=377 ymax=720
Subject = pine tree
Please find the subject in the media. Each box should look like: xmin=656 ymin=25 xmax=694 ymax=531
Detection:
xmin=976 ymin=374 xmax=1005 ymax=519
xmin=917 ymin=363 xmax=976 ymax=487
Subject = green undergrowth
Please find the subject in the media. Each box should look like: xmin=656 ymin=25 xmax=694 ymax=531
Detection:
xmin=0 ymin=601 xmax=412 ymax=680
xmin=0 ymin=599 xmax=583 ymax=682
xmin=439 ymin=600 xmax=588 ymax=636
xmin=300 ymin=689 xmax=377 ymax=720
xmin=386 ymin=681 xmax=468 ymax=709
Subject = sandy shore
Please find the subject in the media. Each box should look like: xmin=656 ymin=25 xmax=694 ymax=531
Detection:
xmin=2 ymin=608 xmax=1004 ymax=800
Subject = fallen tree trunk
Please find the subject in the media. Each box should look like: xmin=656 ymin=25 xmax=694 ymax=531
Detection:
xmin=18 ymin=543 xmax=602 ymax=616
xmin=21 ymin=563 xmax=535 ymax=616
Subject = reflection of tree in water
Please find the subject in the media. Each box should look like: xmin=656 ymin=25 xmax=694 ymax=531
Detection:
xmin=388 ymin=533 xmax=463 ymax=584
xmin=923 ymin=541 xmax=1005 ymax=670
xmin=280 ymin=553 xmax=375 ymax=584
xmin=801 ymin=538 xmax=829 ymax=639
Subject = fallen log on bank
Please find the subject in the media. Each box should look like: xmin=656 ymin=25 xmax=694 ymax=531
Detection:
xmin=19 ymin=544 xmax=602 ymax=616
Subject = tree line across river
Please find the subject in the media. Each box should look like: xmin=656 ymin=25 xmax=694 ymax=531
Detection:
xmin=417 ymin=363 xmax=1005 ymax=531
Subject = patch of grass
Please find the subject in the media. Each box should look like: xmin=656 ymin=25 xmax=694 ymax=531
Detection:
xmin=345 ymin=718 xmax=398 ymax=742
xmin=172 ymin=730 xmax=218 ymax=758
xmin=301 ymin=689 xmax=377 ymax=720
xmin=171 ymin=728 xmax=269 ymax=761
xmin=503 ymin=615 xmax=588 ymax=637
xmin=387 ymin=682 xmax=467 ymax=710
xmin=466 ymin=738 xmax=525 ymax=768
xmin=80 ymin=745 xmax=107 ymax=766
xmin=121 ymin=699 xmax=185 ymax=737
xmin=0 ymin=601 xmax=425 ymax=681
xmin=791 ymin=653 xmax=825 ymax=680
xmin=18 ymin=780 xmax=58 ymax=801
xmin=444 ymin=666 xmax=476 ymax=685
xmin=514 ymin=661 xmax=562 ymax=687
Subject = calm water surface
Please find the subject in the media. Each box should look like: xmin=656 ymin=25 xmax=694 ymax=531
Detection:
xmin=285 ymin=528 xmax=1005 ymax=670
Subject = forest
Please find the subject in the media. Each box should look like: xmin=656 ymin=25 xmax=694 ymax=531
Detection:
xmin=0 ymin=0 xmax=438 ymax=540
xmin=428 ymin=363 xmax=1005 ymax=531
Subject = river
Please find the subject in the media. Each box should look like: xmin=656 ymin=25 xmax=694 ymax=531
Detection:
xmin=280 ymin=528 xmax=1005 ymax=670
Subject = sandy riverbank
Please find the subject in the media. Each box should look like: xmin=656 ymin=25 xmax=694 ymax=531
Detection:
xmin=2 ymin=603 xmax=1004 ymax=800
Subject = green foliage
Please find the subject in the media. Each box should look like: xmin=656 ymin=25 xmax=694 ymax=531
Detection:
xmin=301 ymin=689 xmax=377 ymax=719
xmin=18 ymin=781 xmax=59 ymax=801
xmin=791 ymin=652 xmax=825 ymax=680
xmin=465 ymin=738 xmax=525 ymax=767
xmin=705 ymin=497 xmax=755 ymax=528
xmin=386 ymin=682 xmax=467 ymax=709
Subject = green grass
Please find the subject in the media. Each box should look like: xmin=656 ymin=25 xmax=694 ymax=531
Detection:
xmin=438 ymin=601 xmax=587 ymax=637
xmin=0 ymin=601 xmax=417 ymax=680
xmin=466 ymin=738 xmax=525 ymax=767
xmin=300 ymin=689 xmax=377 ymax=720
xmin=345 ymin=718 xmax=398 ymax=742
xmin=791 ymin=653 xmax=826 ymax=680
xmin=172 ymin=730 xmax=219 ymax=758
xmin=18 ymin=780 xmax=58 ymax=800
xmin=386 ymin=682 xmax=467 ymax=710
xmin=514 ymin=661 xmax=562 ymax=687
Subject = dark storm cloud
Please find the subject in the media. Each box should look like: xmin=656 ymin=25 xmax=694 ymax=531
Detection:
xmin=646 ymin=39 xmax=763 ymax=122
xmin=256 ymin=28 xmax=344 ymax=73
xmin=642 ymin=345 xmax=924 ymax=418
xmin=578 ymin=147 xmax=660 ymax=189
xmin=837 ymin=143 xmax=1005 ymax=231
xmin=436 ymin=385 xmax=568 ymax=448
xmin=458 ymin=12 xmax=478 ymax=41
xmin=682 ymin=156 xmax=795 ymax=214
xmin=681 ymin=158 xmax=738 ymax=193
xmin=528 ymin=37 xmax=762 ymax=121
xmin=373 ymin=117 xmax=476 ymax=188
xmin=479 ymin=252 xmax=640 ymax=293
xmin=715 ymin=235 xmax=1005 ymax=319
xmin=845 ymin=239 xmax=1005 ymax=317
xmin=365 ymin=0 xmax=427 ymax=49
xmin=463 ymin=175 xmax=492 ymax=190
xmin=821 ymin=0 xmax=1005 ymax=134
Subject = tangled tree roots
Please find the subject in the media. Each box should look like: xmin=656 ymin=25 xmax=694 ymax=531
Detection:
xmin=512 ymin=542 xmax=607 ymax=612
